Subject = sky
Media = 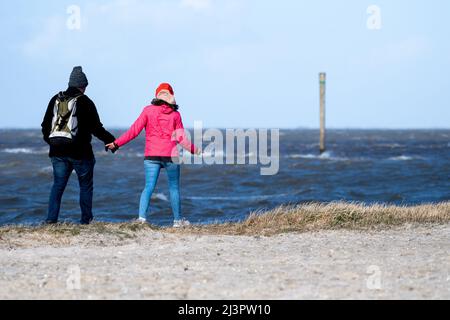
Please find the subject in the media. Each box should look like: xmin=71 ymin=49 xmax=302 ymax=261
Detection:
xmin=0 ymin=0 xmax=449 ymax=129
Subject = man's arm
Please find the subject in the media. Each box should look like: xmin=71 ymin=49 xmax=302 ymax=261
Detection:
xmin=41 ymin=96 xmax=57 ymax=145
xmin=87 ymin=98 xmax=116 ymax=144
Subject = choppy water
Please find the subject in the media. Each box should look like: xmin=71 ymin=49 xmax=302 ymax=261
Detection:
xmin=0 ymin=129 xmax=449 ymax=226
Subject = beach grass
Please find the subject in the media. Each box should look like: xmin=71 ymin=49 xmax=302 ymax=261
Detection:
xmin=165 ymin=201 xmax=450 ymax=236
xmin=0 ymin=202 xmax=449 ymax=245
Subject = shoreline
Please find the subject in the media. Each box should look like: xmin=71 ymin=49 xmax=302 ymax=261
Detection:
xmin=1 ymin=201 xmax=449 ymax=240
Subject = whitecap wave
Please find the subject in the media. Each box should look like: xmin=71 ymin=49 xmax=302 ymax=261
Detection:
xmin=388 ymin=155 xmax=416 ymax=161
xmin=387 ymin=154 xmax=427 ymax=161
xmin=376 ymin=143 xmax=403 ymax=148
xmin=133 ymin=153 xmax=145 ymax=158
xmin=39 ymin=166 xmax=53 ymax=174
xmin=2 ymin=148 xmax=47 ymax=154
xmin=152 ymin=193 xmax=169 ymax=202
xmin=287 ymin=151 xmax=348 ymax=161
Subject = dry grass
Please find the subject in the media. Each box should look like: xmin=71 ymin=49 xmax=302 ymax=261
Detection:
xmin=0 ymin=202 xmax=449 ymax=246
xmin=166 ymin=201 xmax=450 ymax=236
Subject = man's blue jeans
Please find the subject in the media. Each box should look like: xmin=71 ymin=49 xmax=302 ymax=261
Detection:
xmin=47 ymin=157 xmax=96 ymax=224
xmin=139 ymin=160 xmax=181 ymax=221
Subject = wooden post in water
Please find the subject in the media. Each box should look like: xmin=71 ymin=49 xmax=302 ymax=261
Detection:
xmin=319 ymin=72 xmax=326 ymax=154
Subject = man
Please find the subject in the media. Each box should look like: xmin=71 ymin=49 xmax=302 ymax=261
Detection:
xmin=41 ymin=66 xmax=116 ymax=225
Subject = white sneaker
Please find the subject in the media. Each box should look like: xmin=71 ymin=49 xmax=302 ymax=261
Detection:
xmin=136 ymin=217 xmax=147 ymax=224
xmin=173 ymin=219 xmax=191 ymax=228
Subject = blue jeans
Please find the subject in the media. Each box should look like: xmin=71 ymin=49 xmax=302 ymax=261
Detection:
xmin=139 ymin=160 xmax=182 ymax=221
xmin=47 ymin=157 xmax=96 ymax=224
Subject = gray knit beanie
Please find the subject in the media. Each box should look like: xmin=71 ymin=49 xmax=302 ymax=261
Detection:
xmin=68 ymin=66 xmax=89 ymax=88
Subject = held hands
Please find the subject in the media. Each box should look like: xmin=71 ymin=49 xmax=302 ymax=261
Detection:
xmin=105 ymin=142 xmax=119 ymax=154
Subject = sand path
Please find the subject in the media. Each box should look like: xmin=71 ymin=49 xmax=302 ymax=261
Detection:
xmin=0 ymin=224 xmax=449 ymax=299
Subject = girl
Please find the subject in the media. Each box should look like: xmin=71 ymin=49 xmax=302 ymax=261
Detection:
xmin=107 ymin=83 xmax=201 ymax=227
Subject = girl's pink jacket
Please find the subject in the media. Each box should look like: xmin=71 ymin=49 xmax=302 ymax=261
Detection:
xmin=114 ymin=104 xmax=197 ymax=157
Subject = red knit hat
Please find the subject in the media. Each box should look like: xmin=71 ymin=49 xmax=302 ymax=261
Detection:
xmin=155 ymin=83 xmax=174 ymax=97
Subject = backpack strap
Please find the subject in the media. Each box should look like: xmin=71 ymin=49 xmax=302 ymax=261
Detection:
xmin=56 ymin=91 xmax=84 ymax=102
xmin=56 ymin=91 xmax=65 ymax=102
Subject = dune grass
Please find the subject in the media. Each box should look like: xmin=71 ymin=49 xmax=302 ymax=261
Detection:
xmin=0 ymin=202 xmax=449 ymax=244
xmin=165 ymin=201 xmax=450 ymax=236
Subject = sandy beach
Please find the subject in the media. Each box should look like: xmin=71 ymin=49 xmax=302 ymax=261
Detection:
xmin=1 ymin=221 xmax=449 ymax=300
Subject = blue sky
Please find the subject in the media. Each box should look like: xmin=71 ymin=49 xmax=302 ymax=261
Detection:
xmin=0 ymin=0 xmax=449 ymax=129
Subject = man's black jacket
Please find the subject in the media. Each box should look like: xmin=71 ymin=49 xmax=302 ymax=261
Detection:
xmin=41 ymin=87 xmax=115 ymax=159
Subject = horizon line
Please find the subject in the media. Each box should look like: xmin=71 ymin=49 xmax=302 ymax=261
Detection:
xmin=1 ymin=127 xmax=450 ymax=131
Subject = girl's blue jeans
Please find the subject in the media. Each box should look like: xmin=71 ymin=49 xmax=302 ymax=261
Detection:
xmin=139 ymin=160 xmax=181 ymax=221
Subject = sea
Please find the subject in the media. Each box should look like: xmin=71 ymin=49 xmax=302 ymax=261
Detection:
xmin=0 ymin=129 xmax=449 ymax=226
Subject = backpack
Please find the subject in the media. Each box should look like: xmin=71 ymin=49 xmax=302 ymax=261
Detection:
xmin=49 ymin=92 xmax=83 ymax=146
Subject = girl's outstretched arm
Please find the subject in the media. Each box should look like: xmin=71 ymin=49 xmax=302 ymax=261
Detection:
xmin=114 ymin=109 xmax=148 ymax=148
